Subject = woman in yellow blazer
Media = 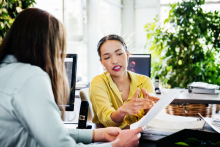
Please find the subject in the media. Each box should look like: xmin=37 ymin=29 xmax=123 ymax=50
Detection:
xmin=89 ymin=34 xmax=159 ymax=129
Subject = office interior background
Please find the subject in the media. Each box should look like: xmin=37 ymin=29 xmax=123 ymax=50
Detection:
xmin=1 ymin=0 xmax=220 ymax=88
xmin=1 ymin=0 xmax=220 ymax=134
xmin=33 ymin=0 xmax=220 ymax=89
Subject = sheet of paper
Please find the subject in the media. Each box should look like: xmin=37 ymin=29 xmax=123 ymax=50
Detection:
xmin=146 ymin=119 xmax=205 ymax=131
xmin=130 ymin=89 xmax=182 ymax=129
xmin=154 ymin=113 xmax=198 ymax=122
xmin=198 ymin=113 xmax=220 ymax=133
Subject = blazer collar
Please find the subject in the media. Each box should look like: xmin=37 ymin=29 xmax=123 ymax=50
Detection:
xmin=105 ymin=71 xmax=142 ymax=103
xmin=2 ymin=55 xmax=18 ymax=64
xmin=105 ymin=72 xmax=122 ymax=102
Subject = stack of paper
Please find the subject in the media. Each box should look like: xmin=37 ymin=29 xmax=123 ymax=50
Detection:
xmin=189 ymin=82 xmax=219 ymax=94
xmin=141 ymin=113 xmax=205 ymax=141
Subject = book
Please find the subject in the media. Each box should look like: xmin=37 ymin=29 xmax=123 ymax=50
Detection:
xmin=189 ymin=82 xmax=219 ymax=89
xmin=192 ymin=88 xmax=219 ymax=94
xmin=188 ymin=82 xmax=219 ymax=94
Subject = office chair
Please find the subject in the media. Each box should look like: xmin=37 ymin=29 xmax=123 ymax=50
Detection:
xmin=79 ymin=88 xmax=93 ymax=122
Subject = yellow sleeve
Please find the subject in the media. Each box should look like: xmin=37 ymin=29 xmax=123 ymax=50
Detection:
xmin=135 ymin=76 xmax=154 ymax=119
xmin=89 ymin=76 xmax=121 ymax=127
xmin=143 ymin=76 xmax=154 ymax=94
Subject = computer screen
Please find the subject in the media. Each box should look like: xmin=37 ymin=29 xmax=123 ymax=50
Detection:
xmin=127 ymin=54 xmax=151 ymax=78
xmin=64 ymin=54 xmax=77 ymax=111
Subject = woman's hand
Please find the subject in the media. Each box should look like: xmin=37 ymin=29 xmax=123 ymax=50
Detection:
xmin=111 ymin=127 xmax=143 ymax=147
xmin=110 ymin=89 xmax=142 ymax=123
xmin=92 ymin=127 xmax=121 ymax=142
xmin=111 ymin=88 xmax=159 ymax=123
xmin=142 ymin=88 xmax=160 ymax=113
xmin=121 ymin=88 xmax=155 ymax=115
xmin=120 ymin=88 xmax=143 ymax=115
xmin=142 ymin=88 xmax=160 ymax=103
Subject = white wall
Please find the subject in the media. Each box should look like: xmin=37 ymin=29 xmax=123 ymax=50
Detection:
xmin=86 ymin=0 xmax=122 ymax=82
xmin=34 ymin=0 xmax=63 ymax=23
xmin=133 ymin=0 xmax=160 ymax=53
xmin=86 ymin=0 xmax=161 ymax=81
xmin=34 ymin=0 xmax=161 ymax=82
xmin=100 ymin=0 xmax=122 ymax=36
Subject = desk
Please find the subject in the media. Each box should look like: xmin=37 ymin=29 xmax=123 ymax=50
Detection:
xmin=76 ymin=89 xmax=220 ymax=104
xmin=64 ymin=119 xmax=218 ymax=147
xmin=155 ymin=89 xmax=220 ymax=104
xmin=73 ymin=89 xmax=219 ymax=146
xmin=75 ymin=90 xmax=80 ymax=98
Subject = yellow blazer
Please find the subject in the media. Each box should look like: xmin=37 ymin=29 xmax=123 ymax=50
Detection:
xmin=89 ymin=71 xmax=154 ymax=129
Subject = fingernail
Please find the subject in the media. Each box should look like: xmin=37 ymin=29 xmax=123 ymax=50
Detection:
xmin=142 ymin=125 xmax=148 ymax=131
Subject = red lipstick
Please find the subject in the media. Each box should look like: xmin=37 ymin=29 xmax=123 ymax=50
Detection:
xmin=112 ymin=65 xmax=122 ymax=71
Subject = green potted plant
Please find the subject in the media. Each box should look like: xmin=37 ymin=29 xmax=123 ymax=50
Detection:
xmin=145 ymin=0 xmax=220 ymax=88
xmin=0 ymin=0 xmax=36 ymax=43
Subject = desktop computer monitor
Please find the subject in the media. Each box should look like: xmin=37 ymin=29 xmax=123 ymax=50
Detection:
xmin=127 ymin=54 xmax=151 ymax=78
xmin=64 ymin=54 xmax=77 ymax=111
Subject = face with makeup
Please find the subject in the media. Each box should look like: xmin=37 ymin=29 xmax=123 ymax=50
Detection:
xmin=100 ymin=40 xmax=129 ymax=78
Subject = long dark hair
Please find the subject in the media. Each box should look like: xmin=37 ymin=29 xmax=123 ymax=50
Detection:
xmin=97 ymin=34 xmax=127 ymax=58
xmin=0 ymin=8 xmax=69 ymax=120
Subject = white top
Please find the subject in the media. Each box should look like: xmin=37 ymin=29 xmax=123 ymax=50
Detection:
xmin=0 ymin=55 xmax=111 ymax=147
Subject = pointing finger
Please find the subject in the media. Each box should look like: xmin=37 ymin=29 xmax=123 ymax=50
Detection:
xmin=133 ymin=88 xmax=140 ymax=99
xmin=148 ymin=93 xmax=160 ymax=101
xmin=142 ymin=88 xmax=148 ymax=99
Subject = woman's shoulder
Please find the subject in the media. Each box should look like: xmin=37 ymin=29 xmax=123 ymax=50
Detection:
xmin=90 ymin=72 xmax=110 ymax=87
xmin=15 ymin=63 xmax=47 ymax=77
xmin=0 ymin=62 xmax=49 ymax=96
xmin=1 ymin=62 xmax=47 ymax=79
xmin=128 ymin=71 xmax=151 ymax=82
xmin=91 ymin=72 xmax=109 ymax=82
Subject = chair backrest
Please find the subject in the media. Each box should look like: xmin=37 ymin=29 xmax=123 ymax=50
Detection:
xmin=79 ymin=88 xmax=93 ymax=121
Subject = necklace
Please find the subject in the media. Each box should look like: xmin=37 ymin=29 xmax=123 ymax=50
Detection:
xmin=119 ymin=86 xmax=124 ymax=92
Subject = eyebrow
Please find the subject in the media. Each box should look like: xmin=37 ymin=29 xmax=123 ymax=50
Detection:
xmin=102 ymin=49 xmax=122 ymax=56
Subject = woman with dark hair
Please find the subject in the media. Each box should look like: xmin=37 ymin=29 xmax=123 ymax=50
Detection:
xmin=0 ymin=8 xmax=143 ymax=147
xmin=89 ymin=34 xmax=160 ymax=129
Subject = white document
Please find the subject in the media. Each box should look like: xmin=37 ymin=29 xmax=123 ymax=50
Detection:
xmin=130 ymin=89 xmax=182 ymax=129
xmin=198 ymin=113 xmax=220 ymax=133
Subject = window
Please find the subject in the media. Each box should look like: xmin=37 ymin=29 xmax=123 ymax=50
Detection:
xmin=160 ymin=0 xmax=220 ymax=22
xmin=34 ymin=0 xmax=123 ymax=82
xmin=34 ymin=0 xmax=87 ymax=81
